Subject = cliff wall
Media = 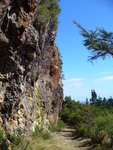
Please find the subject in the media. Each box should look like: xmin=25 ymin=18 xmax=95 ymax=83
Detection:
xmin=0 ymin=0 xmax=63 ymax=135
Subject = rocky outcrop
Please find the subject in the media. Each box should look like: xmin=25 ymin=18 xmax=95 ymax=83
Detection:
xmin=0 ymin=0 xmax=63 ymax=135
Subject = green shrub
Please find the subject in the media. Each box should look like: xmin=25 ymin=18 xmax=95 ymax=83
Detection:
xmin=32 ymin=126 xmax=51 ymax=140
xmin=76 ymin=125 xmax=89 ymax=137
xmin=58 ymin=50 xmax=63 ymax=71
xmin=50 ymin=119 xmax=65 ymax=132
xmin=7 ymin=133 xmax=22 ymax=150
xmin=34 ymin=0 xmax=61 ymax=30
xmin=32 ymin=126 xmax=43 ymax=138
xmin=42 ymin=132 xmax=51 ymax=140
xmin=0 ymin=139 xmax=9 ymax=150
xmin=0 ymin=127 xmax=10 ymax=150
xmin=0 ymin=129 xmax=4 ymax=141
xmin=87 ymin=112 xmax=113 ymax=147
xmin=60 ymin=96 xmax=113 ymax=148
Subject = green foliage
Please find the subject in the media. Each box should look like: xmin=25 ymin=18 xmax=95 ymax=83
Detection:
xmin=73 ymin=20 xmax=113 ymax=61
xmin=76 ymin=125 xmax=89 ymax=137
xmin=89 ymin=112 xmax=113 ymax=146
xmin=58 ymin=50 xmax=63 ymax=71
xmin=85 ymin=98 xmax=89 ymax=104
xmin=50 ymin=118 xmax=65 ymax=132
xmin=89 ymin=89 xmax=113 ymax=108
xmin=90 ymin=89 xmax=97 ymax=105
xmin=32 ymin=126 xmax=43 ymax=138
xmin=32 ymin=126 xmax=51 ymax=140
xmin=42 ymin=132 xmax=51 ymax=140
xmin=57 ymin=47 xmax=64 ymax=80
xmin=8 ymin=133 xmax=22 ymax=149
xmin=34 ymin=0 xmax=61 ymax=30
xmin=0 ymin=129 xmax=4 ymax=141
xmin=0 ymin=139 xmax=9 ymax=150
xmin=61 ymin=96 xmax=89 ymax=128
xmin=0 ymin=129 xmax=30 ymax=150
xmin=60 ymin=96 xmax=113 ymax=148
xmin=0 ymin=127 xmax=9 ymax=150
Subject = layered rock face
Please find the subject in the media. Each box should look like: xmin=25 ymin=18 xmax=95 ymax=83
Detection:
xmin=0 ymin=0 xmax=63 ymax=135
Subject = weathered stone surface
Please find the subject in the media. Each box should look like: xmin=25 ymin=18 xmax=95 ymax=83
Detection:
xmin=0 ymin=0 xmax=63 ymax=135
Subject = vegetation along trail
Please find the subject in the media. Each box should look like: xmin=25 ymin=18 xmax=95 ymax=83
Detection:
xmin=52 ymin=125 xmax=95 ymax=150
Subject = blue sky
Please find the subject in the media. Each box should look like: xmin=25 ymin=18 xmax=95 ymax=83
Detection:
xmin=56 ymin=0 xmax=113 ymax=102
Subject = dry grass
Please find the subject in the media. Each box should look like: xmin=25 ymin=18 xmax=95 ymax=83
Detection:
xmin=13 ymin=136 xmax=63 ymax=150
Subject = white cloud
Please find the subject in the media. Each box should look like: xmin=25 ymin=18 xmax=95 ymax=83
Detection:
xmin=95 ymin=76 xmax=113 ymax=82
xmin=63 ymin=82 xmax=83 ymax=95
xmin=99 ymin=72 xmax=112 ymax=75
xmin=63 ymin=74 xmax=70 ymax=79
xmin=63 ymin=77 xmax=86 ymax=99
xmin=63 ymin=78 xmax=85 ymax=83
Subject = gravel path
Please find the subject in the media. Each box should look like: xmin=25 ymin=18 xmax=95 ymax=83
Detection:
xmin=52 ymin=126 xmax=96 ymax=150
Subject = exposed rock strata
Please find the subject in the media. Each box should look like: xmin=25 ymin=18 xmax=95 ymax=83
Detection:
xmin=0 ymin=0 xmax=63 ymax=135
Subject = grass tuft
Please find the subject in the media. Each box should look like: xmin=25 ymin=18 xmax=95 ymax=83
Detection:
xmin=50 ymin=119 xmax=65 ymax=132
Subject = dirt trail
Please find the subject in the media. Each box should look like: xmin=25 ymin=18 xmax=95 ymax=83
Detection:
xmin=52 ymin=126 xmax=96 ymax=150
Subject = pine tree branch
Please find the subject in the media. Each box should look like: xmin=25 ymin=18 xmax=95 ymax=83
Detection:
xmin=73 ymin=20 xmax=113 ymax=61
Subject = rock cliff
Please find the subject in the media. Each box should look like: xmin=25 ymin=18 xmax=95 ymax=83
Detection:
xmin=0 ymin=0 xmax=63 ymax=135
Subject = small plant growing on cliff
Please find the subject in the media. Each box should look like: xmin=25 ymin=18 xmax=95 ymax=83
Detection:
xmin=32 ymin=126 xmax=51 ymax=140
xmin=34 ymin=0 xmax=61 ymax=30
xmin=50 ymin=118 xmax=65 ymax=132
xmin=7 ymin=132 xmax=29 ymax=150
xmin=58 ymin=50 xmax=63 ymax=71
xmin=7 ymin=133 xmax=22 ymax=149
xmin=0 ymin=127 xmax=10 ymax=150
xmin=0 ymin=129 xmax=4 ymax=141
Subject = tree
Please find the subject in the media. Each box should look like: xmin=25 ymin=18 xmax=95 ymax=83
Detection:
xmin=102 ymin=97 xmax=107 ymax=107
xmin=73 ymin=20 xmax=113 ymax=61
xmin=90 ymin=90 xmax=97 ymax=105
xmin=107 ymin=97 xmax=113 ymax=108
xmin=86 ymin=97 xmax=89 ymax=105
xmin=96 ymin=96 xmax=102 ymax=107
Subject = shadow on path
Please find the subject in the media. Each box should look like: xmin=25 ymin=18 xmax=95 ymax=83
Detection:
xmin=52 ymin=125 xmax=97 ymax=150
